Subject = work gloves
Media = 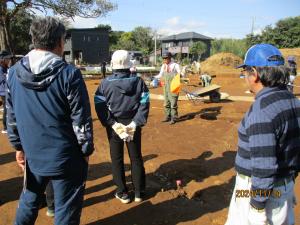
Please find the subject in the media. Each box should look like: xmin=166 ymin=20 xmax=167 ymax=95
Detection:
xmin=248 ymin=205 xmax=268 ymax=225
xmin=112 ymin=121 xmax=136 ymax=142
xmin=112 ymin=122 xmax=128 ymax=140
xmin=125 ymin=121 xmax=136 ymax=141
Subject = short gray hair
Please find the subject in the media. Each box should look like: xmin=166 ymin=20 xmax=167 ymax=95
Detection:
xmin=29 ymin=17 xmax=66 ymax=50
xmin=256 ymin=66 xmax=290 ymax=87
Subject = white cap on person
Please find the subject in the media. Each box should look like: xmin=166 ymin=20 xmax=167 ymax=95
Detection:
xmin=111 ymin=50 xmax=132 ymax=70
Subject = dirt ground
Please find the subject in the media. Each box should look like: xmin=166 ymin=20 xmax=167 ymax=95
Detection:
xmin=1 ymin=73 xmax=300 ymax=225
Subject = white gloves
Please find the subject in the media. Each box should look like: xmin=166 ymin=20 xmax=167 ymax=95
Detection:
xmin=125 ymin=121 xmax=136 ymax=142
xmin=248 ymin=205 xmax=268 ymax=225
xmin=112 ymin=122 xmax=129 ymax=141
xmin=112 ymin=121 xmax=136 ymax=142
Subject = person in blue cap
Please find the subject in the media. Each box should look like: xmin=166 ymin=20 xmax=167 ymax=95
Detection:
xmin=225 ymin=44 xmax=299 ymax=225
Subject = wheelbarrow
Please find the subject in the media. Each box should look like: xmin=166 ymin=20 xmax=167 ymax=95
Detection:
xmin=182 ymin=84 xmax=221 ymax=104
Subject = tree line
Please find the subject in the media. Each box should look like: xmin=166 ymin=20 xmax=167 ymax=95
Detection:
xmin=96 ymin=24 xmax=155 ymax=55
xmin=212 ymin=16 xmax=300 ymax=59
xmin=0 ymin=0 xmax=116 ymax=53
xmin=1 ymin=0 xmax=299 ymax=59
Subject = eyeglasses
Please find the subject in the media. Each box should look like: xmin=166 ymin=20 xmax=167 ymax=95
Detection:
xmin=241 ymin=66 xmax=254 ymax=73
xmin=240 ymin=66 xmax=255 ymax=79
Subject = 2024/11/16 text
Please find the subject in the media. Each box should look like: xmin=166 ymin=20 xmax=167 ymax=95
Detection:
xmin=235 ymin=189 xmax=281 ymax=198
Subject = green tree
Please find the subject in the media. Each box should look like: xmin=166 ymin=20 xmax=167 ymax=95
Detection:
xmin=10 ymin=10 xmax=33 ymax=54
xmin=112 ymin=32 xmax=135 ymax=51
xmin=0 ymin=0 xmax=116 ymax=52
xmin=111 ymin=27 xmax=155 ymax=54
xmin=96 ymin=24 xmax=124 ymax=52
xmin=245 ymin=33 xmax=262 ymax=48
xmin=110 ymin=31 xmax=124 ymax=45
xmin=109 ymin=31 xmax=124 ymax=51
xmin=245 ymin=16 xmax=300 ymax=48
xmin=190 ymin=41 xmax=207 ymax=61
xmin=131 ymin=26 xmax=154 ymax=55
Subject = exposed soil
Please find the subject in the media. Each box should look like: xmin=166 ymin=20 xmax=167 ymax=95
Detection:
xmin=201 ymin=52 xmax=243 ymax=76
xmin=1 ymin=55 xmax=300 ymax=225
xmin=280 ymin=48 xmax=300 ymax=70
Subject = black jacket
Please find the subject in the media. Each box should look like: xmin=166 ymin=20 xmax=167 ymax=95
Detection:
xmin=94 ymin=71 xmax=149 ymax=127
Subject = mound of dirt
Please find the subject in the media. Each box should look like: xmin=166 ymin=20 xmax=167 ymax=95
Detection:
xmin=201 ymin=53 xmax=243 ymax=75
xmin=280 ymin=48 xmax=300 ymax=70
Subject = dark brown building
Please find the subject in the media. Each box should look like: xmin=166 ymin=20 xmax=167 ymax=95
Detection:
xmin=64 ymin=28 xmax=109 ymax=65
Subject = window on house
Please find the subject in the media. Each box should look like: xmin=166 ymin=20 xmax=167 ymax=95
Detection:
xmin=181 ymin=41 xmax=188 ymax=47
xmin=88 ymin=36 xmax=91 ymax=42
xmin=83 ymin=35 xmax=85 ymax=41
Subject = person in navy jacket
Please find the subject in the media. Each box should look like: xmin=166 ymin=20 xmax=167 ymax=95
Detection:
xmin=95 ymin=50 xmax=149 ymax=203
xmin=0 ymin=50 xmax=12 ymax=133
xmin=7 ymin=17 xmax=94 ymax=225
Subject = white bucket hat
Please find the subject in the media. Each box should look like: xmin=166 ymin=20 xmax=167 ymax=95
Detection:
xmin=111 ymin=50 xmax=132 ymax=70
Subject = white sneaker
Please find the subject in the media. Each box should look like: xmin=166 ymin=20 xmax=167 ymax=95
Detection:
xmin=115 ymin=192 xmax=130 ymax=204
xmin=1 ymin=130 xmax=7 ymax=134
xmin=134 ymin=192 xmax=145 ymax=202
xmin=134 ymin=196 xmax=143 ymax=202
xmin=46 ymin=209 xmax=55 ymax=217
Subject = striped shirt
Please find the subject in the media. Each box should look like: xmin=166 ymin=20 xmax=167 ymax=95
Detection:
xmin=235 ymin=86 xmax=300 ymax=209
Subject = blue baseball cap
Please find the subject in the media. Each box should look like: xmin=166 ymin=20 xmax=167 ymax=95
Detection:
xmin=237 ymin=43 xmax=284 ymax=68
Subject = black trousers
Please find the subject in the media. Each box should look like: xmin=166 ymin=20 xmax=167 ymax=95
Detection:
xmin=1 ymin=96 xmax=6 ymax=130
xmin=45 ymin=181 xmax=54 ymax=210
xmin=106 ymin=119 xmax=145 ymax=194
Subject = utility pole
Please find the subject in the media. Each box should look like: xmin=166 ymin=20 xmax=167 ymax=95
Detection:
xmin=154 ymin=34 xmax=157 ymax=66
xmin=251 ymin=17 xmax=255 ymax=35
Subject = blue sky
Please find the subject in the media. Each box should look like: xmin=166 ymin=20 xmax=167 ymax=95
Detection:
xmin=71 ymin=0 xmax=300 ymax=39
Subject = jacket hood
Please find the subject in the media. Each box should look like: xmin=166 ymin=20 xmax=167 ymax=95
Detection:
xmin=13 ymin=50 xmax=65 ymax=90
xmin=109 ymin=72 xmax=138 ymax=95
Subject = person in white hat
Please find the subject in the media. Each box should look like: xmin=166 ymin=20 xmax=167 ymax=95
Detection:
xmin=94 ymin=50 xmax=150 ymax=203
